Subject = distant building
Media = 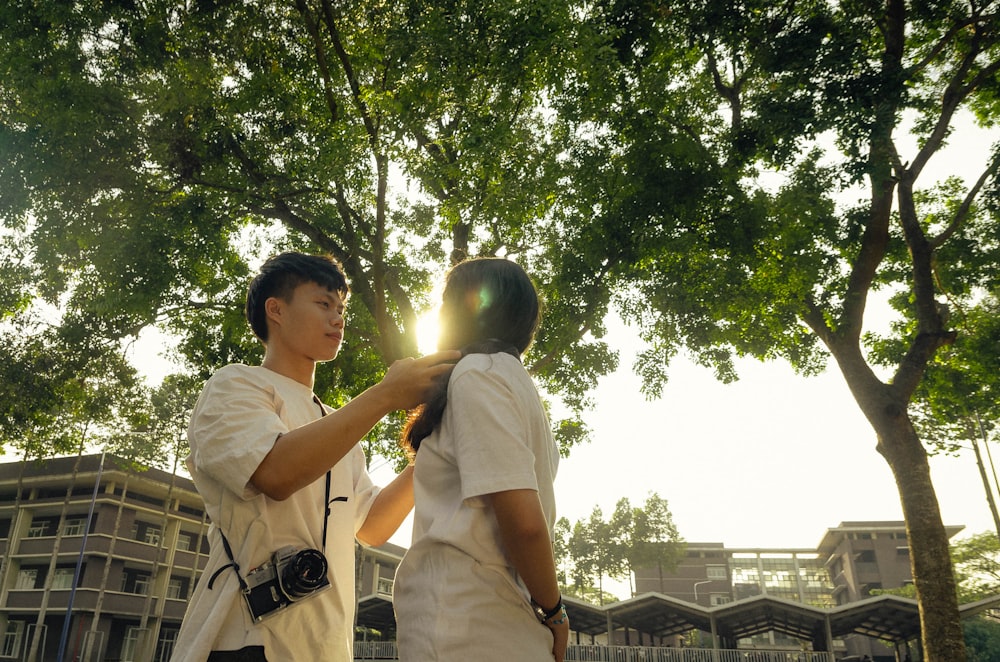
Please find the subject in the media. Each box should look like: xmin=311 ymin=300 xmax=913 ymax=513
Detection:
xmin=0 ymin=454 xmax=208 ymax=662
xmin=0 ymin=454 xmax=401 ymax=662
xmin=633 ymin=520 xmax=965 ymax=659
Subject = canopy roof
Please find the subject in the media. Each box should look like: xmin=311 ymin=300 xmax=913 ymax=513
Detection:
xmin=559 ymin=592 xmax=1000 ymax=646
xmin=357 ymin=588 xmax=1000 ymax=646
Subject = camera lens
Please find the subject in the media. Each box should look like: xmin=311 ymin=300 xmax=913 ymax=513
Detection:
xmin=281 ymin=548 xmax=328 ymax=598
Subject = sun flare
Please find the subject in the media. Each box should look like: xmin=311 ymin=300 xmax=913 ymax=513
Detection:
xmin=415 ymin=309 xmax=441 ymax=355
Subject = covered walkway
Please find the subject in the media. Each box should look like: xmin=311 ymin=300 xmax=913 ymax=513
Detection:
xmin=561 ymin=592 xmax=1000 ymax=651
xmin=355 ymin=591 xmax=1000 ymax=657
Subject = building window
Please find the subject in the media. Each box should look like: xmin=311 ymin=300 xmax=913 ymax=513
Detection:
xmin=2 ymin=620 xmax=24 ymax=657
xmin=710 ymin=595 xmax=732 ymax=605
xmin=50 ymin=568 xmax=73 ymax=590
xmin=155 ymin=628 xmax=178 ymax=662
xmin=167 ymin=577 xmax=186 ymax=600
xmin=62 ymin=517 xmax=87 ymax=536
xmin=122 ymin=570 xmax=152 ymax=595
xmin=15 ymin=568 xmax=38 ymax=590
xmin=27 ymin=520 xmax=51 ymax=538
xmin=121 ymin=626 xmax=144 ymax=662
xmin=706 ymin=565 xmax=727 ymax=580
xmin=176 ymin=531 xmax=194 ymax=551
xmin=132 ymin=522 xmax=162 ymax=546
xmin=51 ymin=567 xmax=76 ymax=590
xmin=855 ymin=550 xmax=877 ymax=563
xmin=134 ymin=574 xmax=151 ymax=595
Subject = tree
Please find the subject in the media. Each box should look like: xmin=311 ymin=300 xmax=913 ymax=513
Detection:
xmin=951 ymin=531 xmax=1000 ymax=602
xmin=0 ymin=0 xmax=615 ymax=461
xmin=584 ymin=506 xmax=625 ymax=605
xmin=907 ymin=293 xmax=1000 ymax=537
xmin=610 ymin=493 xmax=685 ymax=596
xmin=556 ymin=495 xmax=684 ymax=604
xmin=555 ymin=517 xmax=612 ymax=605
xmin=546 ymin=2 xmax=999 ymax=659
xmin=964 ymin=617 xmax=1000 ymax=662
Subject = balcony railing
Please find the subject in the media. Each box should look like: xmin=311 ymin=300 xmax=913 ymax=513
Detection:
xmin=352 ymin=642 xmax=835 ymax=662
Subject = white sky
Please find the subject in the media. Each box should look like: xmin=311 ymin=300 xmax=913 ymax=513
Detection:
xmin=371 ymin=312 xmax=996 ymax=554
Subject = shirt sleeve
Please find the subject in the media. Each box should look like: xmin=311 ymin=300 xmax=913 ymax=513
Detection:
xmin=188 ymin=367 xmax=290 ymax=499
xmin=350 ymin=446 xmax=382 ymax=537
xmin=448 ymin=357 xmax=539 ymax=500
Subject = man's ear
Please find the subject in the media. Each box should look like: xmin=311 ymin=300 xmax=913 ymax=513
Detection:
xmin=264 ymin=296 xmax=283 ymax=329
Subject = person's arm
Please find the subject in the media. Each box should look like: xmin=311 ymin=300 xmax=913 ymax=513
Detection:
xmin=490 ymin=488 xmax=570 ymax=662
xmin=251 ymin=351 xmax=458 ymax=500
xmin=356 ymin=464 xmax=415 ymax=546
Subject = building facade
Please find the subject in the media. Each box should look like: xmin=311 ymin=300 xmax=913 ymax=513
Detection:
xmin=633 ymin=521 xmax=964 ymax=659
xmin=0 ymin=454 xmax=211 ymax=662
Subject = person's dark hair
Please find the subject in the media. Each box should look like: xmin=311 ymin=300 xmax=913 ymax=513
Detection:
xmin=401 ymin=257 xmax=541 ymax=455
xmin=245 ymin=252 xmax=349 ymax=342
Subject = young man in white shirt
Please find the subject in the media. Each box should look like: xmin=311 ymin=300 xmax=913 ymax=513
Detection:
xmin=172 ymin=252 xmax=458 ymax=662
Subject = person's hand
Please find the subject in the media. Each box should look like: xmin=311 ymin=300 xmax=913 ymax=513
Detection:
xmin=380 ymin=350 xmax=461 ymax=410
xmin=545 ymin=609 xmax=569 ymax=662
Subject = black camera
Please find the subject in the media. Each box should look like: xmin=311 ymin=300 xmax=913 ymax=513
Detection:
xmin=242 ymin=546 xmax=331 ymax=622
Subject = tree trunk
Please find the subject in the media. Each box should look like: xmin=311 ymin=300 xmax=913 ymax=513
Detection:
xmin=832 ymin=348 xmax=967 ymax=662
xmin=875 ymin=414 xmax=966 ymax=662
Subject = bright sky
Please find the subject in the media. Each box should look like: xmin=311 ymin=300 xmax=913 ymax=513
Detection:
xmin=371 ymin=310 xmax=995 ymax=555
xmin=535 ymin=317 xmax=993 ymax=550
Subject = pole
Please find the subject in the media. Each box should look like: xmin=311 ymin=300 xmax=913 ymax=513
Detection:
xmin=693 ymin=580 xmax=711 ymax=605
xmin=57 ymin=452 xmax=104 ymax=662
xmin=974 ymin=411 xmax=1000 ymax=542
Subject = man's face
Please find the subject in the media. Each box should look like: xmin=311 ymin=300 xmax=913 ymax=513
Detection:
xmin=267 ymin=281 xmax=346 ymax=363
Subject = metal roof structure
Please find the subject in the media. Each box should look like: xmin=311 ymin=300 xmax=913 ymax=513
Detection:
xmin=357 ymin=594 xmax=397 ymax=636
xmin=557 ymin=592 xmax=1000 ymax=650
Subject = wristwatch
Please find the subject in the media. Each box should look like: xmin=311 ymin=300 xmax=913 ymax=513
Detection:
xmin=532 ymin=596 xmax=564 ymax=623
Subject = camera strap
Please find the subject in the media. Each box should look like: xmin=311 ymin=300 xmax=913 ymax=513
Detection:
xmin=209 ymin=397 xmax=332 ymax=593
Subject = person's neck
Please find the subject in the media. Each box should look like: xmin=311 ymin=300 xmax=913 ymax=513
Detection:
xmin=261 ymin=353 xmax=316 ymax=389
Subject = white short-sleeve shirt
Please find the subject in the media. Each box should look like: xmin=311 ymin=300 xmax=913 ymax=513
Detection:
xmin=393 ymin=352 xmax=560 ymax=661
xmin=171 ymin=364 xmax=379 ymax=662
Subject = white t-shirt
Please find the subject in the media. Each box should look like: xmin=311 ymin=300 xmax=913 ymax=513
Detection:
xmin=171 ymin=364 xmax=379 ymax=662
xmin=393 ymin=352 xmax=560 ymax=661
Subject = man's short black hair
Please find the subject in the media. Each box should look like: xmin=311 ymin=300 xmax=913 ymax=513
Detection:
xmin=245 ymin=252 xmax=349 ymax=342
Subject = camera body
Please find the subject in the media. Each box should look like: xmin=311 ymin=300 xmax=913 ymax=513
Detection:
xmin=242 ymin=546 xmax=331 ymax=622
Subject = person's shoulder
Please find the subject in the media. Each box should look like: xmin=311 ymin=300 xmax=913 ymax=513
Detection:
xmin=204 ymin=364 xmax=288 ymax=393
xmin=207 ymin=363 xmax=259 ymax=383
xmin=451 ymin=352 xmax=525 ymax=382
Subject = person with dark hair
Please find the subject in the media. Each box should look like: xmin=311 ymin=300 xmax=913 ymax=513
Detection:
xmin=171 ymin=252 xmax=458 ymax=662
xmin=392 ymin=257 xmax=569 ymax=662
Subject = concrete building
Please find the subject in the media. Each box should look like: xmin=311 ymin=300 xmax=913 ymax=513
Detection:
xmin=0 ymin=454 xmax=404 ymax=661
xmin=0 ymin=454 xmax=209 ymax=661
xmin=633 ymin=521 xmax=965 ymax=659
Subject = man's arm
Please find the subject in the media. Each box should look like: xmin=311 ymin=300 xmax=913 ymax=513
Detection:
xmin=356 ymin=464 xmax=415 ymax=546
xmin=251 ymin=352 xmax=457 ymax=500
